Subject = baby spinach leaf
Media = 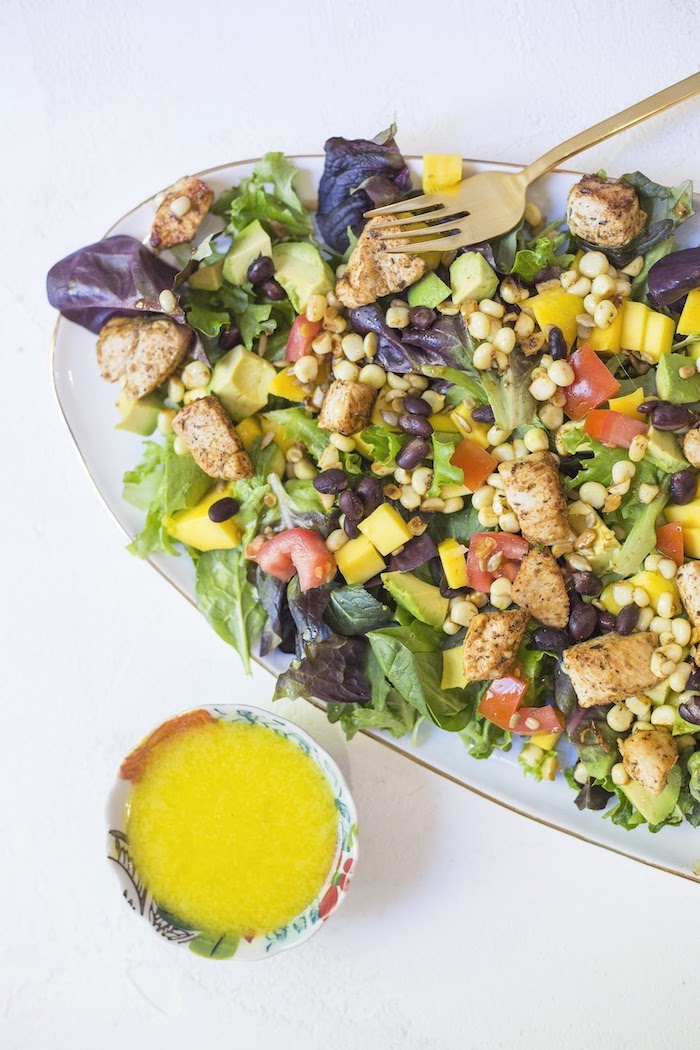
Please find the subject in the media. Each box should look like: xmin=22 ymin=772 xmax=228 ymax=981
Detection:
xmin=325 ymin=585 xmax=393 ymax=635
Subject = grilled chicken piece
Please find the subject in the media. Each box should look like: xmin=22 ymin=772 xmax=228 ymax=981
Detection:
xmin=620 ymin=729 xmax=678 ymax=797
xmin=562 ymin=632 xmax=658 ymax=708
xmin=566 ymin=174 xmax=646 ymax=248
xmin=498 ymin=452 xmax=571 ymax=546
xmin=150 ymin=176 xmax=214 ymax=252
xmin=317 ymin=379 xmax=377 ymax=436
xmin=335 ymin=216 xmax=426 ymax=309
xmin=462 ymin=610 xmax=529 ymax=683
xmin=511 ymin=548 xmax=570 ymax=628
xmin=172 ymin=395 xmax=253 ymax=480
xmin=123 ymin=317 xmax=192 ymax=400
xmin=681 ymin=429 xmax=700 ymax=469
xmin=96 ymin=316 xmax=140 ymax=382
xmin=676 ymin=561 xmax=700 ymax=630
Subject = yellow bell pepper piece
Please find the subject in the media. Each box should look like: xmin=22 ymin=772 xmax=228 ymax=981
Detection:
xmin=642 ymin=311 xmax=675 ymax=360
xmin=438 ymin=538 xmax=469 ymax=590
xmin=236 ymin=416 xmax=262 ymax=451
xmin=335 ymin=535 xmax=386 ymax=585
xmin=677 ymin=288 xmax=700 ymax=336
xmin=358 ymin=504 xmax=412 ymax=556
xmin=268 ymin=367 xmax=306 ymax=403
xmin=441 ymin=646 xmax=467 ymax=690
xmin=620 ymin=300 xmax=649 ymax=353
xmin=608 ymin=387 xmax=647 ymax=421
xmin=422 ymin=154 xmax=463 ymax=194
xmin=527 ymin=287 xmax=584 ymax=348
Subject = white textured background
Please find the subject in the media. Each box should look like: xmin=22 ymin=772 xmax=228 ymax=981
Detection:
xmin=3 ymin=1 xmax=700 ymax=1047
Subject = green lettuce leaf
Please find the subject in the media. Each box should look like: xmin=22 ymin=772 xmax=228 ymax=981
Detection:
xmin=427 ymin=432 xmax=462 ymax=496
xmin=510 ymin=231 xmax=574 ymax=283
xmin=264 ymin=407 xmax=329 ymax=460
xmin=212 ymin=153 xmax=312 ymax=239
xmin=357 ymin=424 xmax=406 ymax=466
xmin=327 ymin=647 xmax=417 ymax=740
xmin=195 ymin=548 xmax=266 ymax=674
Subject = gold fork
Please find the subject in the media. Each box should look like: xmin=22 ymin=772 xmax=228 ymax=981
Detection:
xmin=365 ymin=72 xmax=700 ymax=253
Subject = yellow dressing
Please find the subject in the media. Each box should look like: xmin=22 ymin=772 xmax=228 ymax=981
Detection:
xmin=126 ymin=720 xmax=339 ymax=936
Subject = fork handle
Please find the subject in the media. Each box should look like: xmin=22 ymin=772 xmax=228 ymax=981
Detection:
xmin=520 ymin=72 xmax=700 ymax=186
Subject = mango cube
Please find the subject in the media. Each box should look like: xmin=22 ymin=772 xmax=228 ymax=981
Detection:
xmin=530 ymin=731 xmax=562 ymax=750
xmin=585 ymin=309 xmax=623 ymax=354
xmin=642 ymin=311 xmax=675 ymax=360
xmin=620 ymin=300 xmax=649 ymax=353
xmin=164 ymin=490 xmax=240 ymax=552
xmin=429 ymin=411 xmax=460 ymax=433
xmin=450 ymin=402 xmax=491 ymax=449
xmin=441 ymin=645 xmax=467 ymax=690
xmin=602 ymin=570 xmax=679 ymax=616
xmin=438 ymin=538 xmax=469 ymax=590
xmin=261 ymin=416 xmax=295 ymax=454
xmin=665 ymin=497 xmax=700 ymax=527
xmin=268 ymin=367 xmax=307 ymax=403
xmin=335 ymin=535 xmax=386 ymax=585
xmin=236 ymin=416 xmax=262 ymax=452
xmin=527 ymin=287 xmax=584 ymax=347
xmin=608 ymin=386 xmax=647 ymax=420
xmin=422 ymin=154 xmax=463 ymax=194
xmin=358 ymin=504 xmax=412 ymax=556
xmin=678 ymin=289 xmax=700 ymax=336
xmin=682 ymin=527 xmax=700 ymax=558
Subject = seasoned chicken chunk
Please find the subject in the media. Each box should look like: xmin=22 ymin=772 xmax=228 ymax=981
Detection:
xmin=498 ymin=452 xmax=571 ymax=546
xmin=511 ymin=548 xmax=570 ymax=628
xmin=462 ymin=610 xmax=529 ymax=683
xmin=680 ymin=429 xmax=700 ymax=469
xmin=318 ymin=379 xmax=377 ymax=436
xmin=172 ymin=395 xmax=253 ymax=480
xmin=123 ymin=317 xmax=192 ymax=400
xmin=335 ymin=216 xmax=426 ymax=309
xmin=566 ymin=174 xmax=646 ymax=248
xmin=620 ymin=729 xmax=678 ymax=797
xmin=676 ymin=560 xmax=700 ymax=628
xmin=562 ymin=632 xmax=657 ymax=708
xmin=96 ymin=316 xmax=140 ymax=382
xmin=150 ymin=176 xmax=214 ymax=252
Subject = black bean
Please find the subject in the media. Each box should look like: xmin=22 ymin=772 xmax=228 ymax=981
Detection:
xmin=338 ymin=490 xmax=364 ymax=521
xmin=247 ymin=255 xmax=275 ymax=284
xmin=638 ymin=399 xmax=662 ymax=415
xmin=548 ymin=326 xmax=568 ymax=361
xmin=650 ymin=402 xmax=696 ymax=432
xmin=615 ymin=604 xmax=640 ymax=635
xmin=597 ymin=610 xmax=617 ymax=632
xmin=313 ymin=468 xmax=349 ymax=495
xmin=669 ymin=469 xmax=697 ymax=505
xmin=355 ymin=475 xmax=383 ymax=514
xmin=471 ymin=404 xmax=495 ymax=424
xmin=571 ymin=570 xmax=603 ymax=597
xmin=208 ymin=497 xmax=240 ymax=523
xmin=568 ymin=602 xmax=598 ymax=642
xmin=532 ymin=627 xmax=571 ymax=652
xmin=686 ymin=666 xmax=700 ymax=692
xmin=260 ymin=278 xmax=286 ymax=301
xmin=396 ymin=437 xmax=430 ymax=470
xmin=408 ymin=306 xmax=436 ymax=329
xmin=403 ymin=395 xmax=432 ymax=416
xmin=218 ymin=325 xmax=242 ymax=351
xmin=678 ymin=697 xmax=700 ymax=725
xmin=343 ymin=516 xmax=360 ymax=539
xmin=558 ymin=456 xmax=584 ymax=478
xmin=398 ymin=413 xmax=433 ymax=439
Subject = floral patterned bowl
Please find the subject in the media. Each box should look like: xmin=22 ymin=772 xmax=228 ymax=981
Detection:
xmin=107 ymin=704 xmax=358 ymax=960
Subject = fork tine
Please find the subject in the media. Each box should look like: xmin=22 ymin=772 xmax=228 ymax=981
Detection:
xmin=369 ymin=207 xmax=469 ymax=233
xmin=363 ymin=190 xmax=448 ymax=218
xmin=386 ymin=230 xmax=475 ymax=254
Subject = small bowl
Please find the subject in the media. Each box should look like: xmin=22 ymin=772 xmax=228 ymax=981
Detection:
xmin=107 ymin=704 xmax=358 ymax=960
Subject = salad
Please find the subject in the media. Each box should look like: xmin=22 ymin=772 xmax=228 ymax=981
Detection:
xmin=48 ymin=127 xmax=700 ymax=833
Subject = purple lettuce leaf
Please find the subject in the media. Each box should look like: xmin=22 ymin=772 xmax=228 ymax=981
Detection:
xmin=47 ymin=234 xmax=183 ymax=334
xmin=317 ymin=127 xmax=412 ymax=254
xmin=273 ymin=632 xmax=371 ymax=705
xmin=286 ymin=577 xmax=332 ymax=659
xmin=349 ymin=304 xmax=476 ymax=374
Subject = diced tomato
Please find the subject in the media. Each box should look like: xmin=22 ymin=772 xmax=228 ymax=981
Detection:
xmin=466 ymin=532 xmax=530 ymax=593
xmin=509 ymin=705 xmax=565 ymax=736
xmin=450 ymin=438 xmax=497 ymax=491
xmin=284 ymin=315 xmax=323 ymax=361
xmin=478 ymin=676 xmax=529 ymax=731
xmin=583 ymin=409 xmax=648 ymax=449
xmin=563 ymin=343 xmax=621 ymax=421
xmin=656 ymin=521 xmax=684 ymax=566
xmin=248 ymin=528 xmax=336 ymax=591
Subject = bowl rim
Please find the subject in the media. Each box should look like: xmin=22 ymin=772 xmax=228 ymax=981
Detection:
xmin=106 ymin=702 xmax=359 ymax=961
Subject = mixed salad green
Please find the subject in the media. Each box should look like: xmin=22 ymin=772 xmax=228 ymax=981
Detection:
xmin=48 ymin=127 xmax=700 ymax=832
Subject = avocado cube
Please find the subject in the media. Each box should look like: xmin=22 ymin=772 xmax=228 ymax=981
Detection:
xmin=407 ymin=271 xmax=451 ymax=309
xmin=164 ymin=489 xmax=241 ymax=552
xmin=449 ymin=251 xmax=498 ymax=305
xmin=381 ymin=571 xmax=449 ymax=628
xmin=271 ymin=242 xmax=334 ymax=314
xmin=620 ymin=764 xmax=681 ymax=825
xmin=642 ymin=310 xmax=675 ymax=360
xmin=527 ymin=287 xmax=584 ymax=348
xmin=678 ymin=288 xmax=700 ymax=336
xmin=335 ymin=535 xmax=386 ymax=585
xmin=441 ymin=645 xmax=467 ymax=690
xmin=645 ymin=427 xmax=688 ymax=473
xmin=568 ymin=502 xmax=619 ymax=573
xmin=210 ymin=346 xmax=276 ymax=422
xmin=115 ymin=389 xmax=163 ymax=435
xmin=358 ymin=504 xmax=412 ymax=556
xmin=222 ymin=220 xmax=272 ymax=286
xmin=438 ymin=538 xmax=469 ymax=589
xmin=585 ymin=309 xmax=623 ymax=354
xmin=189 ymin=259 xmax=225 ymax=291
xmin=656 ymin=353 xmax=700 ymax=404
xmin=620 ymin=300 xmax=649 ymax=353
